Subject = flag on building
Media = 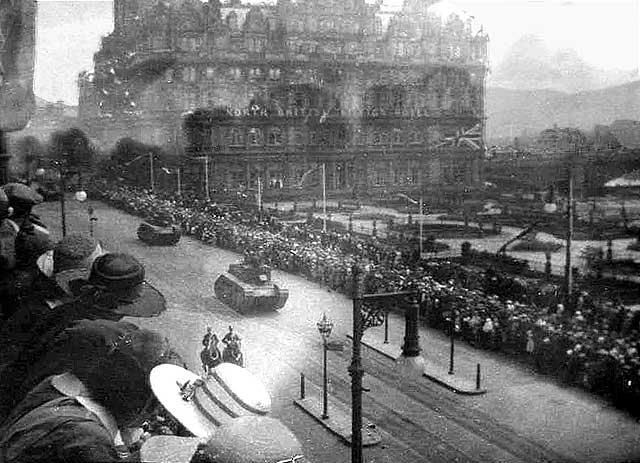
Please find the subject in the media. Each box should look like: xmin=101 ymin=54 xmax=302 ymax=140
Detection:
xmin=436 ymin=124 xmax=483 ymax=150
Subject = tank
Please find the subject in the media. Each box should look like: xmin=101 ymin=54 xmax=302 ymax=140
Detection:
xmin=214 ymin=260 xmax=288 ymax=314
xmin=137 ymin=221 xmax=181 ymax=246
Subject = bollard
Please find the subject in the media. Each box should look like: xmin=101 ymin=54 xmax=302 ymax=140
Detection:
xmin=448 ymin=320 xmax=455 ymax=375
xmin=384 ymin=312 xmax=389 ymax=344
xmin=476 ymin=363 xmax=481 ymax=390
xmin=300 ymin=373 xmax=305 ymax=399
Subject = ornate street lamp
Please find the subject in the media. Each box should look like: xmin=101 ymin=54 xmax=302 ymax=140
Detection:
xmin=74 ymin=190 xmax=87 ymax=202
xmin=74 ymin=189 xmax=98 ymax=237
xmin=316 ymin=313 xmax=333 ymax=420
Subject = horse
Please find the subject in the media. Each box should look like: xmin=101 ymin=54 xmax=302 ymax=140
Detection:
xmin=222 ymin=340 xmax=244 ymax=367
xmin=200 ymin=342 xmax=222 ymax=375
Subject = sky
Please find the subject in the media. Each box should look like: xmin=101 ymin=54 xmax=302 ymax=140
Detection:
xmin=34 ymin=0 xmax=640 ymax=105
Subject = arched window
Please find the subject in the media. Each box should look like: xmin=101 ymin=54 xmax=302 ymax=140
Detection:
xmin=248 ymin=128 xmax=263 ymax=146
xmin=393 ymin=129 xmax=403 ymax=144
xmin=230 ymin=128 xmax=244 ymax=146
xmin=268 ymin=127 xmax=283 ymax=145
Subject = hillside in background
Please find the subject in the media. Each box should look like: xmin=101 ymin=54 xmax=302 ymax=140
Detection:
xmin=486 ymin=80 xmax=640 ymax=143
xmin=489 ymin=34 xmax=638 ymax=94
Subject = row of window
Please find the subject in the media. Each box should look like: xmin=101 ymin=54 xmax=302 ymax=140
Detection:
xmin=165 ymin=65 xmax=479 ymax=89
xmin=171 ymin=66 xmax=283 ymax=83
xmin=192 ymin=126 xmax=430 ymax=148
xmin=142 ymin=32 xmax=487 ymax=63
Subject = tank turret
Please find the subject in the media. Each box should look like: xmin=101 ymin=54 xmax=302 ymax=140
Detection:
xmin=214 ymin=258 xmax=288 ymax=314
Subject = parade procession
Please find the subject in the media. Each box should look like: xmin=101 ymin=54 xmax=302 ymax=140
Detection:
xmin=2 ymin=0 xmax=640 ymax=462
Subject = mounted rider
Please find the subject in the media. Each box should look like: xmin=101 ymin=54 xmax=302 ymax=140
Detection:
xmin=222 ymin=326 xmax=240 ymax=349
xmin=202 ymin=326 xmax=218 ymax=350
xmin=201 ymin=326 xmax=221 ymax=374
xmin=221 ymin=326 xmax=243 ymax=367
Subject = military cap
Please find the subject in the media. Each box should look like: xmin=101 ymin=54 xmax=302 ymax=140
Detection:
xmin=2 ymin=182 xmax=43 ymax=212
xmin=89 ymin=253 xmax=166 ymax=317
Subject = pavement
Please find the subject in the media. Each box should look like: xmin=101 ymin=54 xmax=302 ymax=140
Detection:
xmin=353 ymin=333 xmax=486 ymax=395
xmin=293 ymin=380 xmax=382 ymax=447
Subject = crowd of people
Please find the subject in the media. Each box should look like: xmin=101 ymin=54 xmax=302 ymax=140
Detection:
xmin=0 ymin=181 xmax=305 ymax=462
xmin=92 ymin=180 xmax=640 ymax=416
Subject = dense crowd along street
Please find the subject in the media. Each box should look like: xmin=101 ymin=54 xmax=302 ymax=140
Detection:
xmin=88 ymin=180 xmax=640 ymax=417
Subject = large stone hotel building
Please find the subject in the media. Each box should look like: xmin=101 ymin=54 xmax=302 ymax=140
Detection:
xmin=78 ymin=0 xmax=488 ymax=196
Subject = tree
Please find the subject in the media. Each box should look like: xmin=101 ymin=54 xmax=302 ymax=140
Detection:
xmin=12 ymin=136 xmax=43 ymax=182
xmin=109 ymin=137 xmax=169 ymax=188
xmin=48 ymin=128 xmax=96 ymax=184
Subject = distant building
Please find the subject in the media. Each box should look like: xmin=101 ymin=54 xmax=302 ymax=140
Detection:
xmin=593 ymin=124 xmax=621 ymax=151
xmin=535 ymin=125 xmax=588 ymax=153
xmin=609 ymin=120 xmax=640 ymax=150
xmin=10 ymin=99 xmax=78 ymax=144
xmin=78 ymin=0 xmax=489 ymax=195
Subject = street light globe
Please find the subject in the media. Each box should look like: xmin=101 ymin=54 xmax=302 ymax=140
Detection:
xmin=317 ymin=313 xmax=334 ymax=341
xmin=75 ymin=190 xmax=88 ymax=202
xmin=35 ymin=168 xmax=45 ymax=177
xmin=543 ymin=203 xmax=557 ymax=214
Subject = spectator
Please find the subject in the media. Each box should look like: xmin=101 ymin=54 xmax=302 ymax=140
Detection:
xmin=0 ymin=233 xmax=105 ymax=367
xmin=0 ymin=183 xmax=53 ymax=319
xmin=82 ymin=252 xmax=167 ymax=318
xmin=0 ymin=322 xmax=182 ymax=462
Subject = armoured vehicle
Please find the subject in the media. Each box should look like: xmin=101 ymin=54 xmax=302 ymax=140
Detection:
xmin=214 ymin=259 xmax=288 ymax=314
xmin=137 ymin=221 xmax=181 ymax=246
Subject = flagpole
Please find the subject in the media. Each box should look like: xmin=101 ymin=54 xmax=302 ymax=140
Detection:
xmin=419 ymin=194 xmax=423 ymax=256
xmin=204 ymin=156 xmax=210 ymax=201
xmin=257 ymin=175 xmax=262 ymax=213
xmin=177 ymin=168 xmax=181 ymax=196
xmin=149 ymin=152 xmax=154 ymax=192
xmin=322 ymin=163 xmax=327 ymax=233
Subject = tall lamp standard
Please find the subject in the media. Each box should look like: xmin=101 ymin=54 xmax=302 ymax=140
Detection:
xmin=316 ymin=313 xmax=333 ymax=420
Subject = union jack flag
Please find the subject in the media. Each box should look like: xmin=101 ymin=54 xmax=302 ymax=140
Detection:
xmin=436 ymin=124 xmax=483 ymax=150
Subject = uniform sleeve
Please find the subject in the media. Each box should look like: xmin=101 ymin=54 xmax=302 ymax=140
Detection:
xmin=50 ymin=419 xmax=122 ymax=462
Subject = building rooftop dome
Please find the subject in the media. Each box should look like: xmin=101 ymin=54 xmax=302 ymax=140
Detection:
xmin=427 ymin=0 xmax=484 ymax=34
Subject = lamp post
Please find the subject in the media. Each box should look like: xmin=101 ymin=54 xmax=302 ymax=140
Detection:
xmin=316 ymin=313 xmax=333 ymax=420
xmin=350 ymin=265 xmax=421 ymax=463
xmin=74 ymin=190 xmax=93 ymax=236
xmin=543 ymin=148 xmax=575 ymax=308
xmin=448 ymin=309 xmax=457 ymax=375
xmin=52 ymin=160 xmax=68 ymax=237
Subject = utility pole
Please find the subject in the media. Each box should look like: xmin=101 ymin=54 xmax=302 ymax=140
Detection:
xmin=204 ymin=156 xmax=210 ymax=201
xmin=419 ymin=194 xmax=423 ymax=256
xmin=149 ymin=152 xmax=155 ymax=192
xmin=257 ymin=175 xmax=262 ymax=216
xmin=350 ymin=267 xmax=420 ymax=463
xmin=322 ymin=163 xmax=327 ymax=233
xmin=59 ymin=170 xmax=67 ymax=237
xmin=564 ymin=147 xmax=575 ymax=308
xmin=350 ymin=265 xmax=364 ymax=463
